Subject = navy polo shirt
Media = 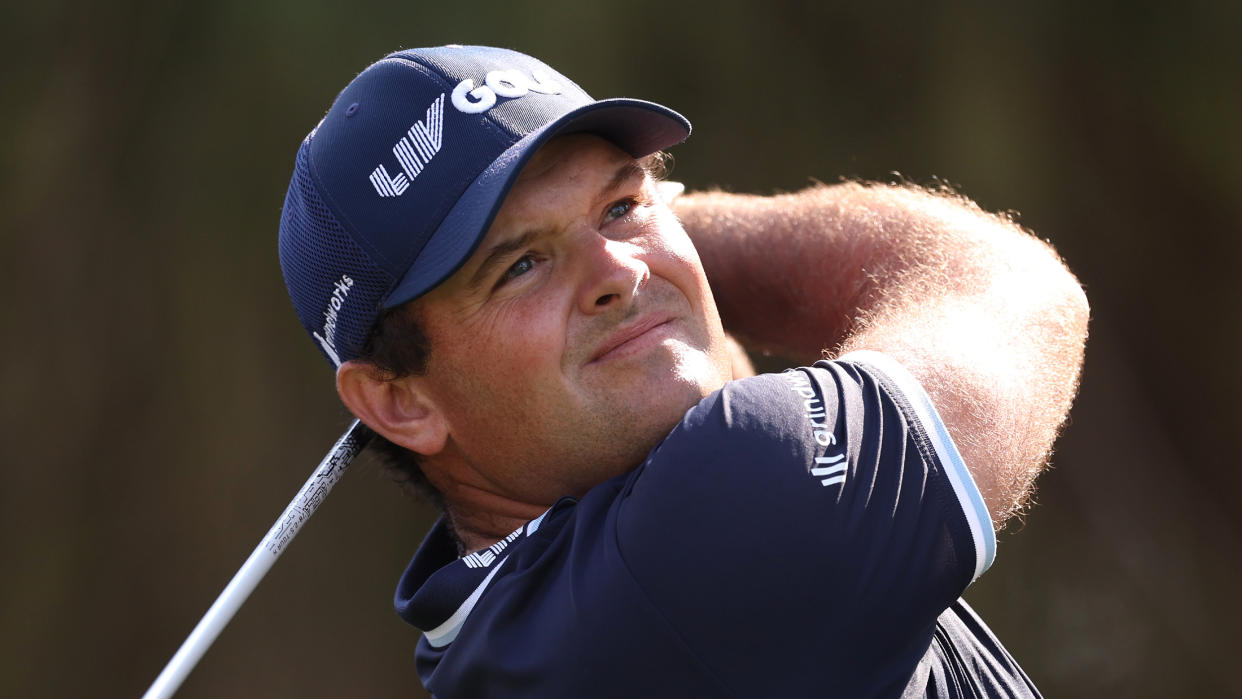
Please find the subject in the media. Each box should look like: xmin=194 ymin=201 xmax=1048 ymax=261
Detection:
xmin=394 ymin=352 xmax=1041 ymax=697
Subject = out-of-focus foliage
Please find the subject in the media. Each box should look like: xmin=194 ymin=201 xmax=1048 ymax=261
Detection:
xmin=1 ymin=2 xmax=1238 ymax=697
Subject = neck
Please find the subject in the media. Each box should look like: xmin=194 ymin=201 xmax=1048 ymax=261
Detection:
xmin=421 ymin=446 xmax=554 ymax=555
xmin=445 ymin=496 xmax=547 ymax=555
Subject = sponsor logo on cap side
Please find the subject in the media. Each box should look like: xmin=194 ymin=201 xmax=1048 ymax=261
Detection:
xmin=369 ymin=93 xmax=446 ymax=198
xmin=312 ymin=274 xmax=354 ymax=367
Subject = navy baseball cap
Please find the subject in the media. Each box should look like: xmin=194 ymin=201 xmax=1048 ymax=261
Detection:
xmin=278 ymin=44 xmax=691 ymax=368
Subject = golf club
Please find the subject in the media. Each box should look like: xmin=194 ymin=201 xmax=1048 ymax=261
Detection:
xmin=142 ymin=418 xmax=374 ymax=699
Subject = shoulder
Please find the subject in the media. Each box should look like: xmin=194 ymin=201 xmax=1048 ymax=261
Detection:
xmin=617 ymin=352 xmax=994 ymax=595
xmin=641 ymin=358 xmax=913 ymax=480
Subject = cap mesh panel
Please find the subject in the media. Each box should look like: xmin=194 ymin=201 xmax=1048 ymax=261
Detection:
xmin=278 ymin=137 xmax=394 ymax=366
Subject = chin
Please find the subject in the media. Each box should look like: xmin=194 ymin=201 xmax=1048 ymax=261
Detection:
xmin=575 ymin=346 xmax=730 ymax=479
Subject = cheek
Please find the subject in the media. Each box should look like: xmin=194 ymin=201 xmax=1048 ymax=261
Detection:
xmin=645 ymin=222 xmax=712 ymax=299
xmin=450 ymin=297 xmax=568 ymax=380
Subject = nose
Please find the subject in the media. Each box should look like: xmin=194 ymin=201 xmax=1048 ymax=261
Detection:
xmin=575 ymin=232 xmax=650 ymax=315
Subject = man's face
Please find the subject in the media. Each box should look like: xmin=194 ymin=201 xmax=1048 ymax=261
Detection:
xmin=412 ymin=134 xmax=732 ymax=505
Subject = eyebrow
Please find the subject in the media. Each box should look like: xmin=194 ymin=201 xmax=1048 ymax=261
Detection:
xmin=467 ymin=228 xmax=541 ymax=294
xmin=466 ymin=159 xmax=648 ymax=293
xmin=607 ymin=159 xmax=647 ymax=195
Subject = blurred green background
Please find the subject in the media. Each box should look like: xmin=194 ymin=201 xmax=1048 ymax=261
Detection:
xmin=2 ymin=1 xmax=1239 ymax=697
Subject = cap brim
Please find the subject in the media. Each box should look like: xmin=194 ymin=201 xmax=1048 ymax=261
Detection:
xmin=382 ymin=98 xmax=690 ymax=309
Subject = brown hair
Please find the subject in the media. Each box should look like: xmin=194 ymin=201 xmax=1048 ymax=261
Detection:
xmin=356 ymin=303 xmax=444 ymax=509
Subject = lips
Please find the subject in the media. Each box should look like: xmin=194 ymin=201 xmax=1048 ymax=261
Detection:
xmin=589 ymin=314 xmax=676 ymax=364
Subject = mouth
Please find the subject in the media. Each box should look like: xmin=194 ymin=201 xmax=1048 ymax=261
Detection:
xmin=589 ymin=314 xmax=677 ymax=364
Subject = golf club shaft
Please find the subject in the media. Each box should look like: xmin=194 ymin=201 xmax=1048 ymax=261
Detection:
xmin=143 ymin=419 xmax=374 ymax=699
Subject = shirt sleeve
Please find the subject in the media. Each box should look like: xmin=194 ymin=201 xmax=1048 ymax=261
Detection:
xmin=612 ymin=352 xmax=996 ymax=695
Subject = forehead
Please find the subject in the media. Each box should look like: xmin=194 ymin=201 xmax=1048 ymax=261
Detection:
xmin=503 ymin=134 xmax=639 ymax=204
xmin=483 ymin=134 xmax=647 ymax=245
xmin=415 ymin=134 xmax=645 ymax=304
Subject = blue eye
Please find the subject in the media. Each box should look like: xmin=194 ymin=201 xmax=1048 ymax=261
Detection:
xmin=605 ymin=199 xmax=634 ymax=222
xmin=500 ymin=254 xmax=536 ymax=283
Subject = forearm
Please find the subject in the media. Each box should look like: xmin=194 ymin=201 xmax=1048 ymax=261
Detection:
xmin=674 ymin=185 xmax=874 ymax=360
xmin=675 ymin=182 xmax=1089 ymax=523
xmin=676 ymin=183 xmax=1068 ymax=357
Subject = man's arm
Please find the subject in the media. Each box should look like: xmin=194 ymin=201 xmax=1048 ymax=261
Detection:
xmin=674 ymin=182 xmax=1089 ymax=526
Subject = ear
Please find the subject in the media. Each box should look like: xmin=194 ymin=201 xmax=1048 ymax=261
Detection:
xmin=335 ymin=360 xmax=449 ymax=456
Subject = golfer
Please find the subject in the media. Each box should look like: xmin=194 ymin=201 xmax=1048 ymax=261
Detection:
xmin=278 ymin=44 xmax=1089 ymax=697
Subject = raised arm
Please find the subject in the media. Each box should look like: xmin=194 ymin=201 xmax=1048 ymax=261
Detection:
xmin=674 ymin=183 xmax=1089 ymax=526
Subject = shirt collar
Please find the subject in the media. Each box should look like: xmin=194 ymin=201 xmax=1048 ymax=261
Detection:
xmin=393 ymin=497 xmax=576 ymax=646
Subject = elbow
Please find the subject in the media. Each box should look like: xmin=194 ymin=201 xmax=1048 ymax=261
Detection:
xmin=1026 ymin=235 xmax=1091 ymax=354
xmin=1057 ymin=261 xmax=1091 ymax=351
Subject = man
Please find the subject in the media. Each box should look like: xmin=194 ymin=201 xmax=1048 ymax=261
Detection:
xmin=279 ymin=45 xmax=1088 ymax=697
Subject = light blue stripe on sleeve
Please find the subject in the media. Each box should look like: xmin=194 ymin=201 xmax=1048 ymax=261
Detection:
xmin=838 ymin=350 xmax=997 ymax=582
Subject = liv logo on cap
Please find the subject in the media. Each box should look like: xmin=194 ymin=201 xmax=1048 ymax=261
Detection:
xmin=278 ymin=45 xmax=691 ymax=369
xmin=368 ymin=93 xmax=446 ymax=198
